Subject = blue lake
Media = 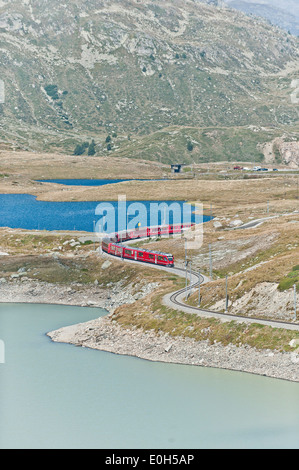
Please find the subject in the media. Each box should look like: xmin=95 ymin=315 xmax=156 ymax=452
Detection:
xmin=0 ymin=194 xmax=207 ymax=232
xmin=37 ymin=178 xmax=133 ymax=186
xmin=36 ymin=179 xmax=168 ymax=186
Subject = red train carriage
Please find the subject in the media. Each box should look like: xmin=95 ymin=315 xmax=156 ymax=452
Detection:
xmin=102 ymin=224 xmax=194 ymax=267
xmin=102 ymin=238 xmax=174 ymax=267
xmin=114 ymin=223 xmax=193 ymax=242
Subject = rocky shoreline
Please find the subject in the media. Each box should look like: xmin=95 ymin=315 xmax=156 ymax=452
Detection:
xmin=0 ymin=276 xmax=159 ymax=312
xmin=1 ymin=278 xmax=299 ymax=383
xmin=47 ymin=313 xmax=299 ymax=383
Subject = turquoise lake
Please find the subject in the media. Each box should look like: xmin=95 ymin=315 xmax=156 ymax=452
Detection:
xmin=1 ymin=303 xmax=299 ymax=449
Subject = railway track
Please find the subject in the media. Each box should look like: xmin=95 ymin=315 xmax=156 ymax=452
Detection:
xmin=168 ymin=266 xmax=299 ymax=331
xmin=168 ymin=266 xmax=202 ymax=306
xmin=101 ymin=231 xmax=299 ymax=332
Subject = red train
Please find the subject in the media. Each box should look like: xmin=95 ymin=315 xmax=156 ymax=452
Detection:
xmin=114 ymin=223 xmax=193 ymax=243
xmin=101 ymin=223 xmax=193 ymax=267
xmin=102 ymin=239 xmax=174 ymax=267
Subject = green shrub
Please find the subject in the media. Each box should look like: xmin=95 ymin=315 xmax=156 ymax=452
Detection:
xmin=73 ymin=144 xmax=85 ymax=155
xmin=278 ymin=277 xmax=296 ymax=291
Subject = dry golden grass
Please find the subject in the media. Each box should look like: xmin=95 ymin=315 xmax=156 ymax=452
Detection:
xmin=112 ymin=279 xmax=299 ymax=352
xmin=184 ymin=216 xmax=299 ymax=310
xmin=0 ymin=229 xmax=178 ymax=287
xmin=0 ymin=150 xmax=298 ymax=213
xmin=131 ymin=211 xmax=299 ymax=318
xmin=0 ymin=150 xmax=166 ymax=199
xmin=30 ymin=176 xmax=299 ymax=208
xmin=0 ymin=150 xmax=165 ymax=179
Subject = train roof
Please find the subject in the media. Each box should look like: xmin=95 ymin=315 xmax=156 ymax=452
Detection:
xmin=102 ymin=238 xmax=173 ymax=257
xmin=118 ymin=243 xmax=173 ymax=257
xmin=117 ymin=223 xmax=193 ymax=231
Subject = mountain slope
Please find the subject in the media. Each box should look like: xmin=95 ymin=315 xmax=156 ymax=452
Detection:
xmin=0 ymin=0 xmax=298 ymax=161
xmin=225 ymin=0 xmax=299 ymax=36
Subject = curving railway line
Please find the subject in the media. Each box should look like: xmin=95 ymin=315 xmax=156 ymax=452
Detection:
xmin=101 ymin=226 xmax=299 ymax=332
xmin=167 ymin=267 xmax=299 ymax=330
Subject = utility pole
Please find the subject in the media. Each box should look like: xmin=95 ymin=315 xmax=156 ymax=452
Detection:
xmin=188 ymin=260 xmax=192 ymax=299
xmin=225 ymin=275 xmax=228 ymax=313
xmin=198 ymin=269 xmax=201 ymax=307
xmin=294 ymin=284 xmax=297 ymax=321
xmin=185 ymin=260 xmax=189 ymax=301
xmin=209 ymin=243 xmax=212 ymax=279
xmin=185 ymin=239 xmax=188 ymax=300
xmin=185 ymin=239 xmax=187 ymax=266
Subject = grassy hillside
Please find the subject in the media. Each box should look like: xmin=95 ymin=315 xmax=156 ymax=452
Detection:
xmin=101 ymin=125 xmax=296 ymax=164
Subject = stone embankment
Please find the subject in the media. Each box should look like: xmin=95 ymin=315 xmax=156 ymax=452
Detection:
xmin=48 ymin=313 xmax=299 ymax=383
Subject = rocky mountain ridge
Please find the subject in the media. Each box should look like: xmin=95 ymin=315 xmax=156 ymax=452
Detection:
xmin=0 ymin=0 xmax=298 ymax=163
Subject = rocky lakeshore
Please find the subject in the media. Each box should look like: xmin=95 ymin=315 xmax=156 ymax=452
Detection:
xmin=47 ymin=313 xmax=299 ymax=383
xmin=0 ymin=276 xmax=160 ymax=311
xmin=2 ymin=278 xmax=299 ymax=383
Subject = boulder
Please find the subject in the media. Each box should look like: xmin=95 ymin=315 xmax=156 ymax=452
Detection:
xmin=101 ymin=260 xmax=112 ymax=270
xmin=229 ymin=219 xmax=243 ymax=228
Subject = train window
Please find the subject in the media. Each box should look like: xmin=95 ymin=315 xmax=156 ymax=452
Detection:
xmin=148 ymin=254 xmax=154 ymax=259
xmin=138 ymin=252 xmax=144 ymax=258
xmin=125 ymin=249 xmax=133 ymax=256
xmin=158 ymin=256 xmax=164 ymax=261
